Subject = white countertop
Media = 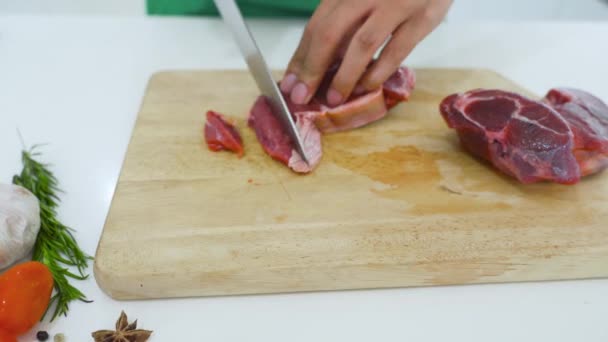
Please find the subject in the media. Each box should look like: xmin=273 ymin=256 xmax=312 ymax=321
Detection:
xmin=1 ymin=15 xmax=607 ymax=341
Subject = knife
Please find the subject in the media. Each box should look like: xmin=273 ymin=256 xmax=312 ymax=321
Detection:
xmin=213 ymin=0 xmax=310 ymax=164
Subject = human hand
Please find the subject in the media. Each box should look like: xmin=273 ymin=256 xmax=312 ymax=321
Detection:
xmin=279 ymin=0 xmax=452 ymax=106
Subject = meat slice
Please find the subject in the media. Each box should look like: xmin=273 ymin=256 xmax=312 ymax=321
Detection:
xmin=543 ymin=88 xmax=608 ymax=176
xmin=283 ymin=65 xmax=416 ymax=134
xmin=204 ymin=110 xmax=244 ymax=157
xmin=248 ymin=96 xmax=322 ymax=173
xmin=440 ymin=89 xmax=580 ymax=184
xmin=310 ymin=89 xmax=387 ymax=134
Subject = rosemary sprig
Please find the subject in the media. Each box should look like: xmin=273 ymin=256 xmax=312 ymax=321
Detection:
xmin=12 ymin=145 xmax=93 ymax=321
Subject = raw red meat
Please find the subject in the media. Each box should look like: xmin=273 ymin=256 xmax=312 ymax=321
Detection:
xmin=248 ymin=64 xmax=416 ymax=173
xmin=248 ymin=96 xmax=322 ymax=173
xmin=311 ymin=89 xmax=387 ymax=134
xmin=440 ymin=88 xmax=608 ymax=184
xmin=283 ymin=65 xmax=416 ymax=134
xmin=544 ymin=88 xmax=608 ymax=176
xmin=440 ymin=89 xmax=578 ymax=184
xmin=204 ymin=110 xmax=244 ymax=157
xmin=383 ymin=66 xmax=417 ymax=110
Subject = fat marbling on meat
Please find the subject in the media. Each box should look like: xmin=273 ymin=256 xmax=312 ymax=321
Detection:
xmin=440 ymin=87 xmax=608 ymax=184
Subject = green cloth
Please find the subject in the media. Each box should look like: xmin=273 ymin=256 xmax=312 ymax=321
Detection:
xmin=147 ymin=0 xmax=320 ymax=17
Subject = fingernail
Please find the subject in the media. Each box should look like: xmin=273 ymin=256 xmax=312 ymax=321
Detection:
xmin=291 ymin=82 xmax=309 ymax=104
xmin=280 ymin=73 xmax=297 ymax=93
xmin=327 ymin=88 xmax=343 ymax=106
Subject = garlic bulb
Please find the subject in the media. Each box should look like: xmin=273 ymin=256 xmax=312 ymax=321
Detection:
xmin=0 ymin=183 xmax=41 ymax=270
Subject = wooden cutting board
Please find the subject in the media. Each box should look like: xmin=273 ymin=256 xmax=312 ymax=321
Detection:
xmin=94 ymin=68 xmax=608 ymax=300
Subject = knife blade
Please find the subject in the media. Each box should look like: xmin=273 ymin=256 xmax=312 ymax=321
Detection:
xmin=213 ymin=0 xmax=310 ymax=164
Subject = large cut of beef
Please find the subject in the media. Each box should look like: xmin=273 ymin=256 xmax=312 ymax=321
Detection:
xmin=248 ymin=65 xmax=416 ymax=173
xmin=440 ymin=88 xmax=608 ymax=184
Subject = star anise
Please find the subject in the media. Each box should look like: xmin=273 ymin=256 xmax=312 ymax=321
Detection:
xmin=92 ymin=311 xmax=153 ymax=342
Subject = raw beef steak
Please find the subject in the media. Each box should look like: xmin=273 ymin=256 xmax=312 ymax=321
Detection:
xmin=440 ymin=88 xmax=608 ymax=184
xmin=440 ymin=89 xmax=579 ymax=184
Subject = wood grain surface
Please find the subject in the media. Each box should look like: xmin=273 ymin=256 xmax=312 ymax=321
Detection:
xmin=94 ymin=69 xmax=608 ymax=300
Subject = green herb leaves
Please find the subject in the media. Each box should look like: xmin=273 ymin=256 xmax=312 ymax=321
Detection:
xmin=12 ymin=146 xmax=93 ymax=321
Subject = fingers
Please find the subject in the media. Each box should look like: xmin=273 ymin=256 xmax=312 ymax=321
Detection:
xmin=335 ymin=16 xmax=368 ymax=61
xmin=358 ymin=20 xmax=424 ymax=91
xmin=279 ymin=31 xmax=310 ymax=93
xmin=283 ymin=2 xmax=371 ymax=104
xmin=326 ymin=9 xmax=404 ymax=106
xmin=281 ymin=0 xmax=453 ymax=106
xmin=280 ymin=0 xmax=337 ymax=94
xmin=360 ymin=0 xmax=453 ymax=91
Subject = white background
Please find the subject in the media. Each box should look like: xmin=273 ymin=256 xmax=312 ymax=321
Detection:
xmin=1 ymin=0 xmax=608 ymax=20
xmin=0 ymin=1 xmax=608 ymax=342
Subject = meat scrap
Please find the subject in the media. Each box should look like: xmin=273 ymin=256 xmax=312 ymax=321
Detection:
xmin=204 ymin=110 xmax=244 ymax=157
xmin=440 ymin=88 xmax=608 ymax=184
xmin=248 ymin=65 xmax=416 ymax=173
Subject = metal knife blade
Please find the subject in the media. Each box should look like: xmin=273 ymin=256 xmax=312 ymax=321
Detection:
xmin=213 ymin=0 xmax=309 ymax=164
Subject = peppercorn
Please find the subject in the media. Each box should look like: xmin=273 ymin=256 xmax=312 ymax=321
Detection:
xmin=36 ymin=331 xmax=49 ymax=341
